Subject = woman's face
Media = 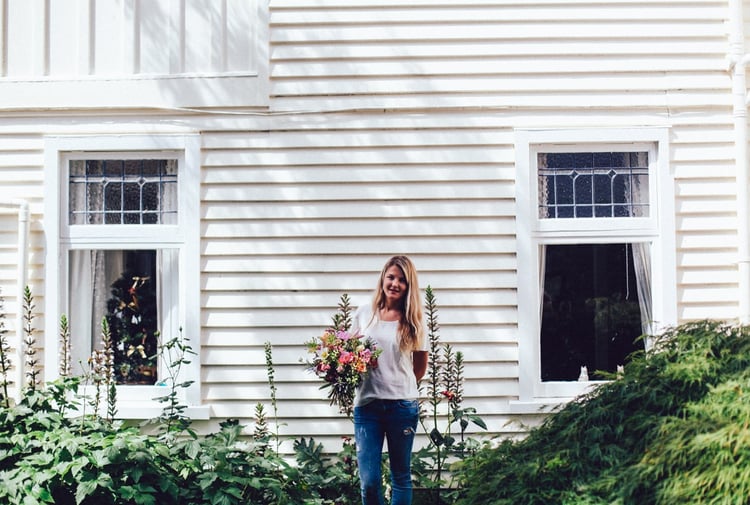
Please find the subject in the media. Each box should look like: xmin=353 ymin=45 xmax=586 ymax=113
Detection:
xmin=382 ymin=265 xmax=408 ymax=306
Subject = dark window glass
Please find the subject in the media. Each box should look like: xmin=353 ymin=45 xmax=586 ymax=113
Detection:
xmin=541 ymin=243 xmax=644 ymax=381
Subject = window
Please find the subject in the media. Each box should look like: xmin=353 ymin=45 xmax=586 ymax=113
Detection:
xmin=43 ymin=135 xmax=205 ymax=418
xmin=514 ymin=128 xmax=677 ymax=405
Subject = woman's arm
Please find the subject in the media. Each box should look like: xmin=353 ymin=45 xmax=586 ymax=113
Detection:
xmin=412 ymin=350 xmax=428 ymax=382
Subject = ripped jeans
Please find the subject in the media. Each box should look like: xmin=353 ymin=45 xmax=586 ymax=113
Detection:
xmin=353 ymin=399 xmax=419 ymax=505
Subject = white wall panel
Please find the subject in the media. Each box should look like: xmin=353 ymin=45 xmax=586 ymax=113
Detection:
xmin=0 ymin=0 xmax=268 ymax=108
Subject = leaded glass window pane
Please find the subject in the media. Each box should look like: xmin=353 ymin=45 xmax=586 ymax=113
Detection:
xmin=69 ymin=159 xmax=178 ymax=225
xmin=538 ymin=152 xmax=649 ymax=219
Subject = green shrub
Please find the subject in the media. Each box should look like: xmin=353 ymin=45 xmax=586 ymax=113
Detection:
xmin=0 ymin=288 xmax=369 ymax=505
xmin=454 ymin=320 xmax=750 ymax=505
xmin=0 ymin=381 xmax=299 ymax=505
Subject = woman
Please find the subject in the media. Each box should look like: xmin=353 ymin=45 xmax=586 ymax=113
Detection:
xmin=352 ymin=255 xmax=429 ymax=505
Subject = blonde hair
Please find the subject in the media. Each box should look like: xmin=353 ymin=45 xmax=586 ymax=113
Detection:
xmin=371 ymin=255 xmax=424 ymax=353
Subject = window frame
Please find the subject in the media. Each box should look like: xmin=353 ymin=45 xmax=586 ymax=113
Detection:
xmin=513 ymin=128 xmax=677 ymax=409
xmin=43 ymin=134 xmax=206 ymax=419
xmin=534 ymin=145 xmax=655 ymax=233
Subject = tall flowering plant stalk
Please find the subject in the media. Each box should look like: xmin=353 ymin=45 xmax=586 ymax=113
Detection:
xmin=306 ymin=294 xmax=382 ymax=417
xmin=413 ymin=286 xmax=487 ymax=503
xmin=22 ymin=286 xmax=40 ymax=390
xmin=0 ymin=289 xmax=12 ymax=407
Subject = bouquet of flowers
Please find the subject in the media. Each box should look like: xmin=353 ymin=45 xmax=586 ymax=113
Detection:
xmin=306 ymin=328 xmax=382 ymax=416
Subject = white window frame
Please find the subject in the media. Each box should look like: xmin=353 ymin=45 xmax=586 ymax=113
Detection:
xmin=43 ymin=134 xmax=206 ymax=419
xmin=513 ymin=128 xmax=677 ymax=410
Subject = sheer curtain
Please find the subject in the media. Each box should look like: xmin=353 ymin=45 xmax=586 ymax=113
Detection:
xmin=539 ymin=244 xmax=547 ymax=323
xmin=626 ymin=155 xmax=653 ymax=344
xmin=631 ymin=243 xmax=653 ymax=343
xmin=68 ymin=250 xmax=123 ymax=374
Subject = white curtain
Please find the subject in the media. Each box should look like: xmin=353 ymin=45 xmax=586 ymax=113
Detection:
xmin=625 ymin=153 xmax=653 ymax=339
xmin=539 ymin=244 xmax=547 ymax=323
xmin=625 ymin=151 xmax=650 ymax=218
xmin=68 ymin=250 xmax=123 ymax=374
xmin=631 ymin=242 xmax=653 ymax=339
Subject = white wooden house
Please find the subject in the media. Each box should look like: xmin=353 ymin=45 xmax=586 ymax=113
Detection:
xmin=0 ymin=0 xmax=748 ymax=451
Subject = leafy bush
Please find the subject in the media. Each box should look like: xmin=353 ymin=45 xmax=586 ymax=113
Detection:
xmin=0 ymin=289 xmax=361 ymax=505
xmin=454 ymin=320 xmax=750 ymax=505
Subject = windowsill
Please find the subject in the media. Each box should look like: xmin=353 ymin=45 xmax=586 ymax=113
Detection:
xmin=512 ymin=380 xmax=608 ymax=414
xmin=534 ymin=380 xmax=606 ymax=400
xmin=116 ymin=403 xmax=211 ymax=420
xmin=65 ymin=401 xmax=211 ymax=421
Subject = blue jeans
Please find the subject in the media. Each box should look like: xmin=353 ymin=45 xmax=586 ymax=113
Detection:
xmin=354 ymin=399 xmax=419 ymax=505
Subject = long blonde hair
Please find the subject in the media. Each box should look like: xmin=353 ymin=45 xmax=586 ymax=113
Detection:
xmin=371 ymin=255 xmax=424 ymax=353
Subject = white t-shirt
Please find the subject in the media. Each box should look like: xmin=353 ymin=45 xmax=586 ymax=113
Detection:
xmin=352 ymin=305 xmax=424 ymax=407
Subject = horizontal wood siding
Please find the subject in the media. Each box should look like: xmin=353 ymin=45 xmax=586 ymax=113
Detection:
xmin=674 ymin=117 xmax=738 ymax=321
xmin=0 ymin=133 xmax=44 ymax=399
xmin=194 ymin=0 xmax=733 ymax=443
xmin=0 ymin=0 xmax=744 ymax=449
xmin=200 ymin=115 xmax=519 ymax=442
xmin=269 ymin=0 xmax=729 ymax=111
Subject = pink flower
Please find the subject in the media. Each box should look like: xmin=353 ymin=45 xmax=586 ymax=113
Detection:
xmin=338 ymin=351 xmax=354 ymax=364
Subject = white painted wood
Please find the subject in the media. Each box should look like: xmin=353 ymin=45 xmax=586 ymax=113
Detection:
xmin=270 ymin=0 xmax=723 ymax=5
xmin=271 ymin=22 xmax=722 ymax=43
xmin=0 ymin=0 xmax=268 ymax=108
xmin=270 ymin=5 xmax=726 ymax=24
xmin=0 ymin=0 xmax=746 ymax=451
xmin=0 ymin=0 xmax=6 ymax=77
xmin=139 ymin=0 xmax=170 ymax=75
xmin=75 ymin=0 xmax=93 ymax=75
xmin=5 ymin=0 xmax=34 ymax=76
xmin=93 ymin=0 xmax=123 ymax=75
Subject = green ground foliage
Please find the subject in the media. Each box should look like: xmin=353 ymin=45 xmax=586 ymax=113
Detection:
xmin=6 ymin=284 xmax=749 ymax=504
xmin=454 ymin=320 xmax=750 ymax=505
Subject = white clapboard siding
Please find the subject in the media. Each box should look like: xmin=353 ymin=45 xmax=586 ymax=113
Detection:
xmin=193 ymin=0 xmax=744 ymax=445
xmin=0 ymin=133 xmax=45 ymax=401
xmin=200 ymin=104 xmax=521 ymax=437
xmin=269 ymin=0 xmax=728 ymax=111
xmin=0 ymin=0 xmax=745 ymax=451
